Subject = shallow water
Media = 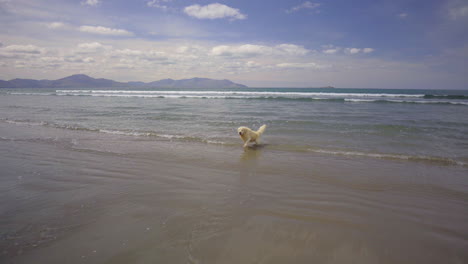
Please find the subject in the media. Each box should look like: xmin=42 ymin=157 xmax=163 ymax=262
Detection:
xmin=1 ymin=88 xmax=468 ymax=263
xmin=1 ymin=87 xmax=468 ymax=166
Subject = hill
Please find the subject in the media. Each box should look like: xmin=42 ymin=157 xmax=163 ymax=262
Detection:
xmin=0 ymin=74 xmax=248 ymax=89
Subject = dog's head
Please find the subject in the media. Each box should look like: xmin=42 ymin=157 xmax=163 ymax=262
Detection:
xmin=237 ymin=127 xmax=248 ymax=136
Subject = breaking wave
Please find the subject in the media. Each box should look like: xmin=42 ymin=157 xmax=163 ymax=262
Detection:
xmin=49 ymin=90 xmax=468 ymax=105
xmin=55 ymin=90 xmax=426 ymax=98
xmin=5 ymin=90 xmax=467 ymax=106
xmin=344 ymin=98 xmax=468 ymax=105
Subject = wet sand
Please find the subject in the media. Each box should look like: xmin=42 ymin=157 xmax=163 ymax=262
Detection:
xmin=1 ymin=122 xmax=467 ymax=264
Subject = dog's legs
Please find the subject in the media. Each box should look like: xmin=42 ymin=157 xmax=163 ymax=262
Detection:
xmin=243 ymin=138 xmax=251 ymax=148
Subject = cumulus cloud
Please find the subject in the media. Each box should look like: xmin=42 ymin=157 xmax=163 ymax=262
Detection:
xmin=79 ymin=25 xmax=134 ymax=36
xmin=363 ymin=48 xmax=374 ymax=53
xmin=76 ymin=42 xmax=112 ymax=53
xmin=184 ymin=3 xmax=246 ymax=20
xmin=286 ymin=1 xmax=321 ymax=14
xmin=81 ymin=0 xmax=101 ymax=6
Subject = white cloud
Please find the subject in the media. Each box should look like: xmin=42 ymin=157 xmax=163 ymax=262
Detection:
xmin=246 ymin=61 xmax=262 ymax=68
xmin=111 ymin=49 xmax=170 ymax=62
xmin=176 ymin=46 xmax=190 ymax=53
xmin=276 ymin=62 xmax=328 ymax=69
xmin=211 ymin=44 xmax=311 ymax=58
xmin=323 ymin=48 xmax=339 ymax=54
xmin=321 ymin=44 xmax=340 ymax=54
xmin=277 ymin=44 xmax=310 ymax=56
xmin=184 ymin=3 xmax=246 ymax=20
xmin=147 ymin=0 xmax=172 ymax=10
xmin=65 ymin=56 xmax=95 ymax=63
xmin=211 ymin=44 xmax=272 ymax=57
xmin=286 ymin=1 xmax=321 ymax=14
xmin=322 ymin=46 xmax=373 ymax=55
xmin=76 ymin=42 xmax=112 ymax=53
xmin=47 ymin=22 xmax=66 ymax=29
xmin=345 ymin=48 xmax=361 ymax=54
xmin=81 ymin=0 xmax=101 ymax=6
xmin=79 ymin=25 xmax=134 ymax=36
xmin=175 ymin=45 xmax=206 ymax=56
xmin=113 ymin=49 xmax=144 ymax=57
xmin=2 ymin=44 xmax=44 ymax=54
xmin=83 ymin=57 xmax=95 ymax=63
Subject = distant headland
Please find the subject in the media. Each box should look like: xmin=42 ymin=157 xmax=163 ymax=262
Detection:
xmin=0 ymin=74 xmax=248 ymax=89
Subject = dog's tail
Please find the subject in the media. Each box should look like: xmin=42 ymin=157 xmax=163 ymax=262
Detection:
xmin=257 ymin=124 xmax=267 ymax=135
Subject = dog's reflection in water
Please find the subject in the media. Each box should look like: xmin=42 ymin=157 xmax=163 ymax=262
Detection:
xmin=239 ymin=144 xmax=265 ymax=185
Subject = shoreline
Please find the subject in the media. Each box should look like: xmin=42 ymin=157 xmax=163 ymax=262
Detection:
xmin=1 ymin=119 xmax=466 ymax=168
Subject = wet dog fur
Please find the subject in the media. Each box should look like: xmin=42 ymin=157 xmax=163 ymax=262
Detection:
xmin=237 ymin=125 xmax=266 ymax=148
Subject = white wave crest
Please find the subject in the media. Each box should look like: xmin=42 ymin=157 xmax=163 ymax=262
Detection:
xmin=55 ymin=90 xmax=425 ymax=98
xmin=345 ymin=98 xmax=468 ymax=105
xmin=8 ymin=92 xmax=55 ymax=96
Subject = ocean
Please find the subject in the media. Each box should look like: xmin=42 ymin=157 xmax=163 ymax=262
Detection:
xmin=1 ymin=87 xmax=467 ymax=263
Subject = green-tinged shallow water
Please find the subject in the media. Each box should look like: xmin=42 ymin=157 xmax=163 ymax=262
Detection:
xmin=1 ymin=87 xmax=468 ymax=263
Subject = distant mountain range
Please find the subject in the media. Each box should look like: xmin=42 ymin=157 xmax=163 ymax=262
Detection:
xmin=0 ymin=74 xmax=248 ymax=89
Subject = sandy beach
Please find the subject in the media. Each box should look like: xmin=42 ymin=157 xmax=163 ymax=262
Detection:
xmin=1 ymin=121 xmax=467 ymax=264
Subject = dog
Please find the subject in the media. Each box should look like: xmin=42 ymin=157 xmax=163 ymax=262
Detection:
xmin=238 ymin=124 xmax=266 ymax=148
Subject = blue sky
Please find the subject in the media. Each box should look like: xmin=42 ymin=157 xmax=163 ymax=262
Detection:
xmin=0 ymin=0 xmax=467 ymax=88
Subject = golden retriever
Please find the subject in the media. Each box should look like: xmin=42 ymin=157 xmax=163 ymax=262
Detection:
xmin=237 ymin=124 xmax=266 ymax=148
